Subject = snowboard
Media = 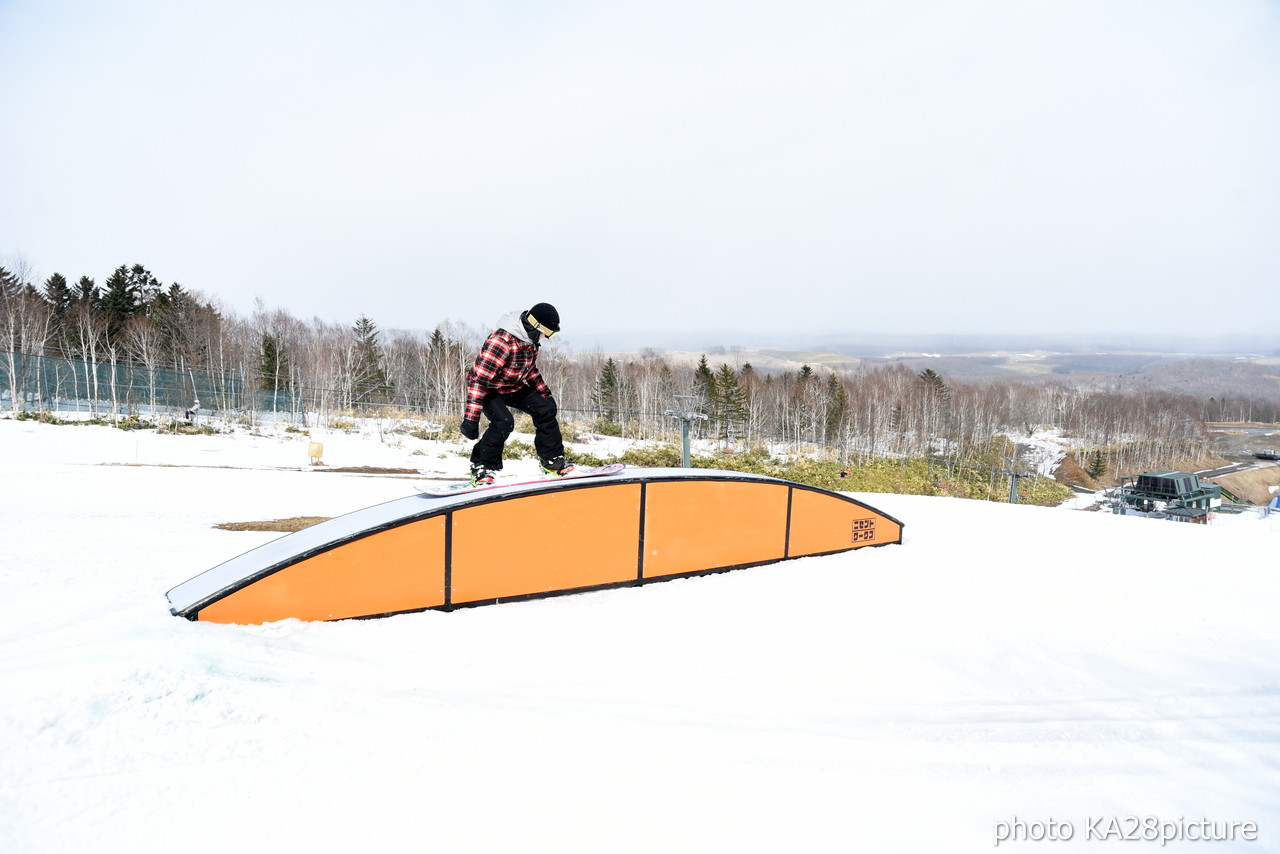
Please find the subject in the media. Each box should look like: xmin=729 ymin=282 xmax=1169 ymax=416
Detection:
xmin=418 ymin=462 xmax=626 ymax=497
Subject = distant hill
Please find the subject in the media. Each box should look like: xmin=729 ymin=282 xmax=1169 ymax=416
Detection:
xmin=1128 ymin=358 xmax=1280 ymax=399
xmin=583 ymin=342 xmax=1280 ymax=405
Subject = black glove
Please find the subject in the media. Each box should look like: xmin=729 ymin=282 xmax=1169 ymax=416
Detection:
xmin=459 ymin=418 xmax=479 ymax=440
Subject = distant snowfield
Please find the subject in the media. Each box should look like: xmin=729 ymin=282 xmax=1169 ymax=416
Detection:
xmin=1 ymin=418 xmax=1277 ymax=853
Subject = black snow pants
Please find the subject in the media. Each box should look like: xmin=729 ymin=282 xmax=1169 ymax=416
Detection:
xmin=470 ymin=385 xmax=565 ymax=470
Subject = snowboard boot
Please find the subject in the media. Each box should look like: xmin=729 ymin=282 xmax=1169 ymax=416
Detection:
xmin=469 ymin=463 xmax=496 ymax=486
xmin=539 ymin=455 xmax=573 ymax=477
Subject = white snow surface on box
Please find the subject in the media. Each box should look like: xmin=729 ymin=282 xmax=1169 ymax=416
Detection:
xmin=1 ymin=418 xmax=1278 ymax=853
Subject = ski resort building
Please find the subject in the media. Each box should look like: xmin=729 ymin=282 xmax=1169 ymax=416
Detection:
xmin=1112 ymin=471 xmax=1222 ymax=523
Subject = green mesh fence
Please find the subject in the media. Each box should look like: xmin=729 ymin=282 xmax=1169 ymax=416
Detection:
xmin=0 ymin=350 xmax=302 ymax=419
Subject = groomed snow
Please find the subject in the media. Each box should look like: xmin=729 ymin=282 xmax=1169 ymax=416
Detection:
xmin=1 ymin=418 xmax=1277 ymax=853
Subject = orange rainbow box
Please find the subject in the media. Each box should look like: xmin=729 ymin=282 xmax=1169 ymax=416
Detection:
xmin=167 ymin=467 xmax=904 ymax=624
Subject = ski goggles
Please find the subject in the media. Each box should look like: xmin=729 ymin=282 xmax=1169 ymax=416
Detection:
xmin=527 ymin=314 xmax=558 ymax=338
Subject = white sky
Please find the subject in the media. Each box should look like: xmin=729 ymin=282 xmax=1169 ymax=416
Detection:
xmin=2 ymin=0 xmax=1278 ymax=347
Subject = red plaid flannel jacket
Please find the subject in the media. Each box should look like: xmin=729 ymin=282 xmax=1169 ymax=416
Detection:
xmin=464 ymin=328 xmax=551 ymax=420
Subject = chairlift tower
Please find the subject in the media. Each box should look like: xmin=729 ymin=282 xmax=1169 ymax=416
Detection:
xmin=1004 ymin=467 xmax=1033 ymax=504
xmin=665 ymin=395 xmax=707 ymax=468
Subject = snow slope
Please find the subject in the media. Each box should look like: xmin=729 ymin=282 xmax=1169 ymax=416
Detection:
xmin=0 ymin=419 xmax=1277 ymax=853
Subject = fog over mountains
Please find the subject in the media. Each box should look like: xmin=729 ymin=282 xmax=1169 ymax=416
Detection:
xmin=571 ymin=329 xmax=1280 ymax=359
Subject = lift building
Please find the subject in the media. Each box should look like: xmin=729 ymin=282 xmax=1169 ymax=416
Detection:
xmin=1114 ymin=471 xmax=1222 ymax=523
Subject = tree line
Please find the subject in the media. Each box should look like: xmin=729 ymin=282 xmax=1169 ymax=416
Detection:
xmin=2 ymin=260 xmax=1269 ymax=477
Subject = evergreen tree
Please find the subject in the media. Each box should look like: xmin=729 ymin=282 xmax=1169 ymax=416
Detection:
xmin=153 ymin=282 xmax=204 ymax=321
xmin=824 ymin=374 xmax=849 ymax=441
xmin=0 ymin=266 xmax=20 ymax=299
xmin=37 ymin=273 xmax=74 ymax=356
xmin=100 ymin=265 xmax=138 ymax=316
xmin=714 ymin=362 xmax=749 ymax=440
xmin=126 ymin=264 xmax=162 ymax=314
xmin=693 ymin=354 xmax=715 ymax=407
xmin=100 ymin=265 xmax=139 ymax=340
xmin=153 ymin=282 xmax=184 ymax=310
xmin=592 ymin=357 xmax=623 ymax=424
xmin=917 ymin=368 xmax=951 ymax=452
xmin=73 ymin=276 xmax=98 ymax=306
xmin=1087 ymin=449 xmax=1108 ymax=480
xmin=350 ymin=314 xmax=390 ymax=402
xmin=259 ymin=333 xmax=290 ymax=391
xmin=42 ymin=273 xmax=72 ymax=317
xmin=918 ymin=368 xmax=949 ymax=401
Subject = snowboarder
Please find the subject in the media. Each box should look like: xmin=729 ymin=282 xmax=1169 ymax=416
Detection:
xmin=460 ymin=303 xmax=570 ymax=486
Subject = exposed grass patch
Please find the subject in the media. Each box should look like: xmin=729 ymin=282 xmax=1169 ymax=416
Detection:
xmin=116 ymin=414 xmax=158 ymax=431
xmin=1208 ymin=468 xmax=1280 ymax=506
xmin=215 ymin=517 xmax=330 ymax=532
xmin=13 ymin=410 xmax=222 ymax=434
xmin=16 ymin=410 xmax=108 ymax=426
xmin=164 ymin=420 xmax=221 ymax=434
xmin=569 ymin=444 xmax=1075 ymax=506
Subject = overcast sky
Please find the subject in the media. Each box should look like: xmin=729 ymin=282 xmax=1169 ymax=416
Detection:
xmin=2 ymin=0 xmax=1278 ymax=350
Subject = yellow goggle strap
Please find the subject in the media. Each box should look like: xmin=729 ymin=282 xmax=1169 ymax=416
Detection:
xmin=527 ymin=312 xmax=557 ymax=338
